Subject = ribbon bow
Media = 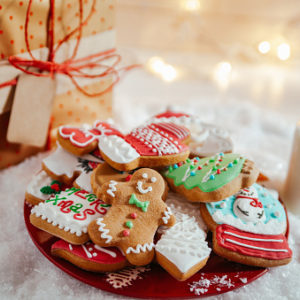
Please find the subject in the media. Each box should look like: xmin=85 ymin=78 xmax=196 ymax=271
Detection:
xmin=129 ymin=194 xmax=150 ymax=212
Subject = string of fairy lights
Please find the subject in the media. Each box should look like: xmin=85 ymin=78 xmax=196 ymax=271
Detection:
xmin=143 ymin=0 xmax=294 ymax=85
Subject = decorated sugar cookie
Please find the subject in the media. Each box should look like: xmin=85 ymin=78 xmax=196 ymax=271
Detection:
xmin=30 ymin=188 xmax=110 ymax=244
xmin=51 ymin=240 xmax=128 ymax=272
xmin=156 ymin=193 xmax=211 ymax=281
xmin=152 ymin=110 xmax=233 ymax=157
xmin=200 ymin=184 xmax=292 ymax=267
xmin=98 ymin=122 xmax=190 ymax=171
xmin=58 ymin=120 xmax=123 ymax=156
xmin=91 ymin=162 xmax=169 ymax=201
xmin=42 ymin=144 xmax=103 ymax=192
xmin=25 ymin=171 xmax=64 ymax=206
xmin=88 ymin=169 xmax=176 ymax=266
xmin=163 ymin=153 xmax=259 ymax=202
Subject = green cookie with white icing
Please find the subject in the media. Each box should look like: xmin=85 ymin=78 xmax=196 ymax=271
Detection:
xmin=163 ymin=153 xmax=259 ymax=203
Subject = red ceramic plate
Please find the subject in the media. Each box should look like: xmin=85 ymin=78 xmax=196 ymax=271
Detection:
xmin=24 ymin=202 xmax=275 ymax=298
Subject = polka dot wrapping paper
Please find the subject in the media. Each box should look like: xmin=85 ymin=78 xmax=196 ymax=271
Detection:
xmin=0 ymin=0 xmax=115 ymax=168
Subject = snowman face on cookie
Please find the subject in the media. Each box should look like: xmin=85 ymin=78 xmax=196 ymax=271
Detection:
xmin=233 ymin=187 xmax=266 ymax=223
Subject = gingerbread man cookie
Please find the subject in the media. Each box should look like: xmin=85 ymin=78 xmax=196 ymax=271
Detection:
xmin=42 ymin=144 xmax=103 ymax=192
xmin=152 ymin=110 xmax=233 ymax=157
xmin=58 ymin=120 xmax=123 ymax=156
xmin=98 ymin=123 xmax=190 ymax=171
xmin=51 ymin=240 xmax=128 ymax=272
xmin=90 ymin=163 xmax=169 ymax=201
xmin=30 ymin=188 xmax=110 ymax=244
xmin=200 ymin=184 xmax=292 ymax=267
xmin=88 ymin=168 xmax=176 ymax=266
xmin=163 ymin=153 xmax=259 ymax=202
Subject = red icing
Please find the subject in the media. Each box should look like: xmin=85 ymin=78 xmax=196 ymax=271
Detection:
xmin=154 ymin=110 xmax=190 ymax=119
xmin=123 ymin=229 xmax=130 ymax=237
xmin=130 ymin=212 xmax=137 ymax=219
xmin=59 ymin=122 xmax=123 ymax=148
xmin=216 ymin=224 xmax=292 ymax=260
xmin=125 ymin=175 xmax=132 ymax=182
xmin=153 ymin=122 xmax=189 ymax=141
xmin=124 ymin=123 xmax=188 ymax=157
xmin=51 ymin=240 xmax=126 ymax=264
xmin=51 ymin=183 xmax=60 ymax=191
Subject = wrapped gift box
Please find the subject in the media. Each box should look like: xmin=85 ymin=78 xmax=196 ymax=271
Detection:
xmin=0 ymin=0 xmax=116 ymax=169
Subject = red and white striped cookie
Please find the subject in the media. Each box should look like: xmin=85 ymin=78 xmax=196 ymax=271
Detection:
xmin=58 ymin=120 xmax=123 ymax=156
xmin=51 ymin=240 xmax=128 ymax=272
xmin=98 ymin=123 xmax=190 ymax=171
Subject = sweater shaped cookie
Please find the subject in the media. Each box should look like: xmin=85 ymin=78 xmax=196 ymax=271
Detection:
xmin=88 ymin=168 xmax=176 ymax=266
xmin=98 ymin=122 xmax=190 ymax=171
xmin=58 ymin=120 xmax=123 ymax=156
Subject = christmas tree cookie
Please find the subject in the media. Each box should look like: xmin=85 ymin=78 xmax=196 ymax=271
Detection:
xmin=200 ymin=184 xmax=292 ymax=267
xmin=163 ymin=153 xmax=259 ymax=202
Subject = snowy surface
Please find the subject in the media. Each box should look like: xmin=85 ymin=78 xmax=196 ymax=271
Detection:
xmin=1 ymin=68 xmax=300 ymax=300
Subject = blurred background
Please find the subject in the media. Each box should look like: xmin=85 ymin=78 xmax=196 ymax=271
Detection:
xmin=114 ymin=0 xmax=300 ymax=129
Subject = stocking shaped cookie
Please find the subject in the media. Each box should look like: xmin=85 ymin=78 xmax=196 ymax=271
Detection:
xmin=58 ymin=120 xmax=123 ymax=156
xmin=42 ymin=144 xmax=103 ymax=192
xmin=152 ymin=110 xmax=233 ymax=157
xmin=200 ymin=184 xmax=292 ymax=267
xmin=91 ymin=163 xmax=169 ymax=201
xmin=98 ymin=122 xmax=190 ymax=171
xmin=163 ymin=153 xmax=259 ymax=202
xmin=88 ymin=168 xmax=176 ymax=266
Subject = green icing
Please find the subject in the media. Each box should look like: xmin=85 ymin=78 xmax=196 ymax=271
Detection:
xmin=164 ymin=153 xmax=245 ymax=192
xmin=125 ymin=221 xmax=133 ymax=229
xmin=129 ymin=194 xmax=150 ymax=212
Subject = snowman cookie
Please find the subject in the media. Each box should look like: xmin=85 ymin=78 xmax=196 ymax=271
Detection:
xmin=30 ymin=188 xmax=110 ymax=244
xmin=58 ymin=120 xmax=123 ymax=156
xmin=98 ymin=122 xmax=190 ymax=171
xmin=200 ymin=184 xmax=292 ymax=267
xmin=51 ymin=240 xmax=128 ymax=272
xmin=88 ymin=169 xmax=176 ymax=266
xmin=163 ymin=153 xmax=259 ymax=203
xmin=156 ymin=193 xmax=211 ymax=281
xmin=152 ymin=110 xmax=233 ymax=157
xmin=91 ymin=163 xmax=169 ymax=201
xmin=25 ymin=171 xmax=64 ymax=206
xmin=42 ymin=144 xmax=103 ymax=193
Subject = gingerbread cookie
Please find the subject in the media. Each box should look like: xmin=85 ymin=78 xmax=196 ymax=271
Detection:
xmin=58 ymin=121 xmax=123 ymax=156
xmin=152 ymin=110 xmax=233 ymax=157
xmin=30 ymin=188 xmax=110 ymax=244
xmin=163 ymin=153 xmax=259 ymax=202
xmin=156 ymin=193 xmax=211 ymax=281
xmin=25 ymin=171 xmax=64 ymax=206
xmin=200 ymin=184 xmax=292 ymax=267
xmin=88 ymin=168 xmax=176 ymax=266
xmin=51 ymin=240 xmax=128 ymax=272
xmin=91 ymin=163 xmax=169 ymax=201
xmin=98 ymin=123 xmax=190 ymax=171
xmin=42 ymin=144 xmax=103 ymax=192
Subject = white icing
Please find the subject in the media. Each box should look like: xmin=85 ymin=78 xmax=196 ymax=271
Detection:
xmin=142 ymin=173 xmax=148 ymax=179
xmin=136 ymin=181 xmax=152 ymax=194
xmin=126 ymin=243 xmax=155 ymax=254
xmin=107 ymin=180 xmax=117 ymax=197
xmin=151 ymin=177 xmax=157 ymax=183
xmin=224 ymin=231 xmax=284 ymax=242
xmin=82 ymin=244 xmax=93 ymax=258
xmin=98 ymin=135 xmax=140 ymax=163
xmin=162 ymin=207 xmax=173 ymax=224
xmin=31 ymin=190 xmax=107 ymax=236
xmin=211 ymin=210 xmax=286 ymax=235
xmin=156 ymin=212 xmax=211 ymax=273
xmin=26 ymin=171 xmax=54 ymax=201
xmin=74 ymin=172 xmax=93 ymax=193
xmin=96 ymin=218 xmax=112 ymax=243
xmin=94 ymin=245 xmax=117 ymax=257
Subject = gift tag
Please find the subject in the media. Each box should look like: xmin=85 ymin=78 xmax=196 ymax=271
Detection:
xmin=7 ymin=73 xmax=56 ymax=147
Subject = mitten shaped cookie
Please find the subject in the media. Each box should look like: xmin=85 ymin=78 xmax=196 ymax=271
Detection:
xmin=98 ymin=123 xmax=190 ymax=171
xmin=58 ymin=120 xmax=123 ymax=156
xmin=88 ymin=169 xmax=176 ymax=266
xmin=163 ymin=153 xmax=259 ymax=202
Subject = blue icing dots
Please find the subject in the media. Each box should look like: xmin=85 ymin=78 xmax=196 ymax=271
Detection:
xmin=206 ymin=183 xmax=286 ymax=225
